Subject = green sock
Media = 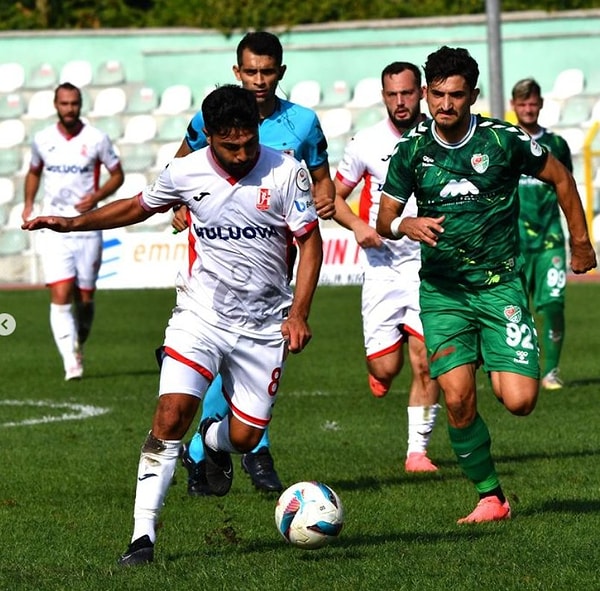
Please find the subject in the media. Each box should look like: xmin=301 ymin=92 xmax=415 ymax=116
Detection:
xmin=448 ymin=414 xmax=500 ymax=495
xmin=539 ymin=302 xmax=564 ymax=374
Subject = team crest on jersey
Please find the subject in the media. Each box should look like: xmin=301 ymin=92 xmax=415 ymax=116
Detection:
xmin=80 ymin=144 xmax=89 ymax=157
xmin=503 ymin=305 xmax=522 ymax=323
xmin=530 ymin=139 xmax=543 ymax=156
xmin=296 ymin=168 xmax=311 ymax=192
xmin=471 ymin=153 xmax=489 ymax=174
xmin=256 ymin=188 xmax=271 ymax=211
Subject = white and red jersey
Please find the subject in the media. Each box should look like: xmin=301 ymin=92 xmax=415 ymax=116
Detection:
xmin=141 ymin=144 xmax=318 ymax=336
xmin=30 ymin=122 xmax=121 ymax=219
xmin=335 ymin=117 xmax=420 ymax=279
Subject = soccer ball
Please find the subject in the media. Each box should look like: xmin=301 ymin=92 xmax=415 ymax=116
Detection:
xmin=274 ymin=481 xmax=344 ymax=549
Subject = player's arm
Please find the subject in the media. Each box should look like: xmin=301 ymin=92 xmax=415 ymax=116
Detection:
xmin=22 ymin=195 xmax=153 ymax=233
xmin=536 ymin=153 xmax=596 ymax=273
xmin=282 ymin=225 xmax=323 ymax=354
xmin=77 ymin=163 xmax=125 ymax=213
xmin=309 ymin=163 xmax=336 ymax=220
xmin=376 ymin=193 xmax=444 ymax=247
xmin=22 ymin=167 xmax=42 ymax=222
xmin=333 ymin=178 xmax=382 ymax=248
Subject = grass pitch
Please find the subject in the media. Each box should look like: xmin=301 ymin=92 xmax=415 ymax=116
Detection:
xmin=1 ymin=282 xmax=599 ymax=590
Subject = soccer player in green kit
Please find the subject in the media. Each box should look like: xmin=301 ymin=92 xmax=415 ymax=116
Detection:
xmin=377 ymin=46 xmax=596 ymax=523
xmin=511 ymin=78 xmax=571 ymax=390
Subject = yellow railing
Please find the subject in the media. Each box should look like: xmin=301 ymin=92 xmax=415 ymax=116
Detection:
xmin=583 ymin=121 xmax=599 ymax=247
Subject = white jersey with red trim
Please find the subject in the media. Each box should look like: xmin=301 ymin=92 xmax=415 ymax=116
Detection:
xmin=141 ymin=144 xmax=317 ymax=336
xmin=30 ymin=122 xmax=121 ymax=219
xmin=335 ymin=117 xmax=420 ymax=278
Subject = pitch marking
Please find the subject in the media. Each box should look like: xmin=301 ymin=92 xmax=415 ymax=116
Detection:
xmin=0 ymin=399 xmax=110 ymax=427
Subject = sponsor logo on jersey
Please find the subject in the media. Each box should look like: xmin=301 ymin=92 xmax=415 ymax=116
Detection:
xmin=294 ymin=198 xmax=315 ymax=212
xmin=422 ymin=155 xmax=435 ymax=167
xmin=193 ymin=224 xmax=278 ymax=240
xmin=256 ymin=188 xmax=271 ymax=211
xmin=46 ymin=164 xmax=93 ymax=173
xmin=296 ymin=168 xmax=311 ymax=192
xmin=503 ymin=305 xmax=522 ymax=323
xmin=530 ymin=139 xmax=543 ymax=156
xmin=440 ymin=179 xmax=479 ymax=198
xmin=514 ymin=350 xmax=530 ymax=365
xmin=471 ymin=153 xmax=489 ymax=174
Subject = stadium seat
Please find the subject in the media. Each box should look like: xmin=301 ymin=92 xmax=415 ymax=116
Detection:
xmin=120 ymin=114 xmax=157 ymax=144
xmin=558 ymin=127 xmax=585 ymax=155
xmin=114 ymin=172 xmax=148 ymax=199
xmin=59 ymin=59 xmax=93 ymax=88
xmin=0 ymin=62 xmax=26 ymax=93
xmin=558 ymin=95 xmax=595 ymax=127
xmin=289 ymin=80 xmax=321 ymax=109
xmin=320 ymin=80 xmax=351 ymax=108
xmin=153 ymin=141 xmax=180 ymax=171
xmin=154 ymin=84 xmax=193 ymax=115
xmin=326 ymin=136 xmax=347 ymax=167
xmin=583 ymin=98 xmax=600 ymax=127
xmin=87 ymin=115 xmax=124 ymax=143
xmin=126 ymin=86 xmax=158 ymax=114
xmin=26 ymin=62 xmax=57 ymax=90
xmin=320 ymin=108 xmax=353 ymax=138
xmin=0 ymin=93 xmax=26 ymax=119
xmin=94 ymin=60 xmax=126 ymax=86
xmin=0 ymin=119 xmax=26 ymax=148
xmin=25 ymin=90 xmax=55 ymax=120
xmin=0 ymin=147 xmax=22 ymax=176
xmin=547 ymin=68 xmax=585 ymax=101
xmin=88 ymin=87 xmax=127 ymax=117
xmin=116 ymin=143 xmax=156 ymax=173
xmin=537 ymin=98 xmax=561 ymax=128
xmin=347 ymin=77 xmax=381 ymax=108
xmin=352 ymin=107 xmax=385 ymax=132
xmin=0 ymin=177 xmax=15 ymax=206
xmin=0 ymin=228 xmax=29 ymax=255
xmin=156 ymin=115 xmax=189 ymax=143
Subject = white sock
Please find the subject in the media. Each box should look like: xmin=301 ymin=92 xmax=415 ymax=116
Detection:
xmin=50 ymin=303 xmax=79 ymax=367
xmin=131 ymin=432 xmax=180 ymax=544
xmin=406 ymin=404 xmax=441 ymax=455
xmin=205 ymin=419 xmax=238 ymax=454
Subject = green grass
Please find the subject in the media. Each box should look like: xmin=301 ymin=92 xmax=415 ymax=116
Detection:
xmin=1 ymin=283 xmax=599 ymax=591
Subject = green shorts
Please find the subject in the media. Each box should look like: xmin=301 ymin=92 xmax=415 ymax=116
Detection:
xmin=522 ymin=247 xmax=566 ymax=312
xmin=420 ymin=277 xmax=540 ymax=379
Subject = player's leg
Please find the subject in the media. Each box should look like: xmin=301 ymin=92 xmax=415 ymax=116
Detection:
xmin=534 ymin=248 xmax=567 ymax=389
xmin=120 ymin=359 xmax=206 ymax=567
xmin=41 ymin=232 xmax=82 ymax=380
xmin=181 ymin=375 xmax=226 ymax=496
xmin=404 ymin=333 xmax=441 ymax=472
xmin=201 ymin=334 xmax=285 ymax=496
xmin=73 ymin=233 xmax=102 ymax=348
xmin=241 ymin=427 xmax=283 ymax=493
xmin=421 ymin=279 xmax=510 ymax=523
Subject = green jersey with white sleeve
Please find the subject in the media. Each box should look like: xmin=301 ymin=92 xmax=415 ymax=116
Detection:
xmin=382 ymin=114 xmax=549 ymax=288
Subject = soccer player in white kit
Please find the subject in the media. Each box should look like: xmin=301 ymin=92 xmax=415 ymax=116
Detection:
xmin=22 ymin=82 xmax=124 ymax=380
xmin=333 ymin=62 xmax=441 ymax=473
xmin=23 ymin=85 xmax=323 ymax=566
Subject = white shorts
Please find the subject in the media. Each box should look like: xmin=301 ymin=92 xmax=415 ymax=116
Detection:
xmin=362 ymin=268 xmax=423 ymax=360
xmin=39 ymin=229 xmax=102 ymax=290
xmin=158 ymin=306 xmax=286 ymax=429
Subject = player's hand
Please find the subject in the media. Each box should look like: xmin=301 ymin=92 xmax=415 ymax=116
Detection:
xmin=314 ymin=196 xmax=336 ymax=220
xmin=76 ymin=193 xmax=97 ymax=213
xmin=570 ymin=240 xmax=597 ymax=274
xmin=172 ymin=205 xmax=189 ymax=233
xmin=21 ymin=205 xmax=34 ymax=223
xmin=22 ymin=216 xmax=71 ymax=232
xmin=281 ymin=316 xmax=312 ymax=354
xmin=354 ymin=224 xmax=382 ymax=248
xmin=400 ymin=216 xmax=445 ymax=247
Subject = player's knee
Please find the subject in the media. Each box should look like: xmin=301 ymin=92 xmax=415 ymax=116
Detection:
xmin=229 ymin=426 xmax=263 ymax=453
xmin=504 ymin=392 xmax=538 ymax=416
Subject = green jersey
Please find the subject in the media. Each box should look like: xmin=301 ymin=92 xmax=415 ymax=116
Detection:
xmin=383 ymin=114 xmax=548 ymax=288
xmin=518 ymin=128 xmax=572 ymax=253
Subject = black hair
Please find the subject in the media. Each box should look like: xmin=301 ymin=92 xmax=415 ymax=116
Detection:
xmin=236 ymin=31 xmax=283 ymax=66
xmin=54 ymin=82 xmax=82 ymax=103
xmin=202 ymin=84 xmax=260 ymax=136
xmin=381 ymin=61 xmax=422 ymax=87
xmin=424 ymin=46 xmax=479 ymax=91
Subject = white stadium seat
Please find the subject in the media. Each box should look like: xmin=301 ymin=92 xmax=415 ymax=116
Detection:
xmin=59 ymin=59 xmax=93 ymax=88
xmin=0 ymin=62 xmax=25 ymax=93
xmin=289 ymin=80 xmax=321 ymax=108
